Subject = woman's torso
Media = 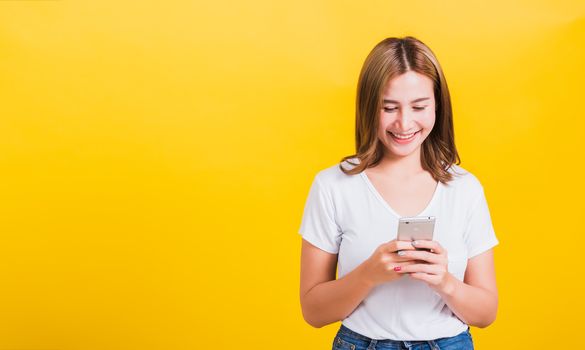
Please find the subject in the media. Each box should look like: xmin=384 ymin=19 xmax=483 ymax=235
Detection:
xmin=322 ymin=160 xmax=473 ymax=340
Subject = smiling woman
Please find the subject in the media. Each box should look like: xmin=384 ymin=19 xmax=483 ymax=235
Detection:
xmin=298 ymin=36 xmax=499 ymax=350
xmin=341 ymin=37 xmax=458 ymax=183
xmin=378 ymin=71 xmax=436 ymax=156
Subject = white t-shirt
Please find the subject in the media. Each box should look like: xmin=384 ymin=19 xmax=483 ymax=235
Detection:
xmin=298 ymin=158 xmax=499 ymax=340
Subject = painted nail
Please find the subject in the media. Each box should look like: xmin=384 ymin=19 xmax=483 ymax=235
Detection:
xmin=394 ymin=266 xmax=401 ymax=271
xmin=397 ymin=251 xmax=406 ymax=256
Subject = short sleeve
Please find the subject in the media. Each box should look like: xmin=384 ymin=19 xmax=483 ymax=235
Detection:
xmin=463 ymin=185 xmax=499 ymax=258
xmin=298 ymin=174 xmax=342 ymax=254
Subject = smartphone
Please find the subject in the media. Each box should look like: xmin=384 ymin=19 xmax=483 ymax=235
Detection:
xmin=397 ymin=216 xmax=435 ymax=251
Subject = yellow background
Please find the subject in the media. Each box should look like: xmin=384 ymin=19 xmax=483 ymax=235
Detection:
xmin=1 ymin=1 xmax=584 ymax=349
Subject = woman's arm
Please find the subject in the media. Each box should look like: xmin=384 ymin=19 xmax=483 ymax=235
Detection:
xmin=438 ymin=249 xmax=498 ymax=328
xmin=300 ymin=238 xmax=417 ymax=328
xmin=299 ymin=239 xmax=374 ymax=328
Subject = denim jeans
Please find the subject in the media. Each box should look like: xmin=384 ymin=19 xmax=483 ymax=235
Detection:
xmin=332 ymin=324 xmax=474 ymax=350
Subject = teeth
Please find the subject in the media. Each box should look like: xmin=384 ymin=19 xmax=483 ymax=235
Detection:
xmin=388 ymin=131 xmax=417 ymax=139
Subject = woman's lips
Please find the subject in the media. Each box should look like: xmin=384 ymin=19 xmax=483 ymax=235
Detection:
xmin=387 ymin=130 xmax=420 ymax=144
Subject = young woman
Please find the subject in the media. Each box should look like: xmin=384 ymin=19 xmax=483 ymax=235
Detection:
xmin=298 ymin=36 xmax=499 ymax=350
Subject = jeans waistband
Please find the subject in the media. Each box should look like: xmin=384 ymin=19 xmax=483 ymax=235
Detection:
xmin=338 ymin=324 xmax=470 ymax=344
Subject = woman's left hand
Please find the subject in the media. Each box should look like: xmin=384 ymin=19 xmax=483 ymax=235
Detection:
xmin=394 ymin=240 xmax=454 ymax=294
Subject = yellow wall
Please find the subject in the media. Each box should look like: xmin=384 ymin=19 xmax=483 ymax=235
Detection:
xmin=1 ymin=1 xmax=584 ymax=349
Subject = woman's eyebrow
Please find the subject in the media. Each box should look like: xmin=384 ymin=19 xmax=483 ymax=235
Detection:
xmin=383 ymin=97 xmax=431 ymax=104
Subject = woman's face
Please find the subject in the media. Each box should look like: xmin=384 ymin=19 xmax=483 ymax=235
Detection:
xmin=377 ymin=70 xmax=436 ymax=159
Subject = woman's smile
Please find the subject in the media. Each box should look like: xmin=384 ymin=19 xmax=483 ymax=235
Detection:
xmin=387 ymin=130 xmax=421 ymax=144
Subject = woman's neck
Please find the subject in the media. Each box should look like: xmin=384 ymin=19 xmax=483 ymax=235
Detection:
xmin=374 ymin=149 xmax=425 ymax=179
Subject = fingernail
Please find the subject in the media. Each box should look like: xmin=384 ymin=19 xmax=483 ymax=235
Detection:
xmin=394 ymin=266 xmax=401 ymax=271
xmin=412 ymin=241 xmax=418 ymax=246
xmin=397 ymin=251 xmax=406 ymax=256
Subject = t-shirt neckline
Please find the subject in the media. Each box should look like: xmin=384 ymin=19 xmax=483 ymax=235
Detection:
xmin=359 ymin=171 xmax=442 ymax=218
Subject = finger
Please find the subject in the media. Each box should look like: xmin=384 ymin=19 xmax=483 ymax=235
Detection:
xmin=408 ymin=272 xmax=434 ymax=283
xmin=403 ymin=260 xmax=422 ymax=265
xmin=411 ymin=240 xmax=445 ymax=254
xmin=392 ymin=240 xmax=418 ymax=253
xmin=395 ymin=263 xmax=441 ymax=275
xmin=396 ymin=250 xmax=441 ymax=264
xmin=383 ymin=240 xmax=416 ymax=254
xmin=393 ymin=253 xmax=420 ymax=263
xmin=394 ymin=249 xmax=425 ymax=262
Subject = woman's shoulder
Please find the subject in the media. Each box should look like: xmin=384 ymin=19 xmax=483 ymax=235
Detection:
xmin=444 ymin=164 xmax=485 ymax=195
xmin=313 ymin=157 xmax=362 ymax=187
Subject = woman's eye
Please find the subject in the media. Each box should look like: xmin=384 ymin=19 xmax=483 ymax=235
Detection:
xmin=384 ymin=106 xmax=426 ymax=113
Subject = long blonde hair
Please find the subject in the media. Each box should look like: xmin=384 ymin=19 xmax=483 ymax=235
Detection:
xmin=340 ymin=36 xmax=460 ymax=183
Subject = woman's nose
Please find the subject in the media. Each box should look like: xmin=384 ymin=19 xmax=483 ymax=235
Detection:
xmin=395 ymin=110 xmax=411 ymax=130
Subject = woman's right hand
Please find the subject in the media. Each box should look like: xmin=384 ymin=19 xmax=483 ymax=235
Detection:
xmin=362 ymin=239 xmax=418 ymax=287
